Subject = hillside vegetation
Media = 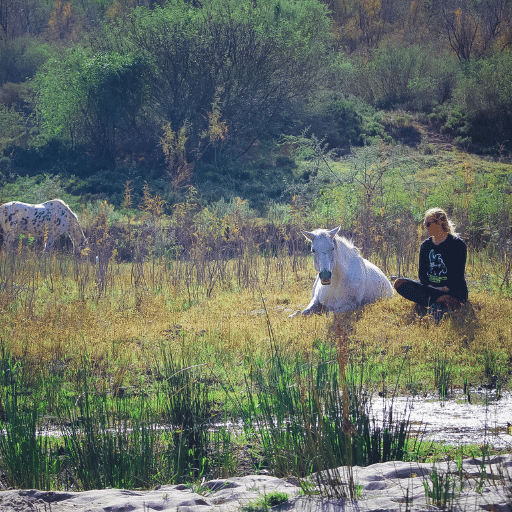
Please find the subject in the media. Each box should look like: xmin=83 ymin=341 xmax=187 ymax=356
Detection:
xmin=1 ymin=0 xmax=512 ymax=211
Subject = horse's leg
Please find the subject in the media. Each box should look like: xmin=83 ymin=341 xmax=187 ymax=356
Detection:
xmin=68 ymin=234 xmax=77 ymax=254
xmin=4 ymin=233 xmax=15 ymax=252
xmin=44 ymin=236 xmax=55 ymax=252
xmin=301 ymin=278 xmax=324 ymax=315
xmin=288 ymin=277 xmax=323 ymax=317
xmin=301 ymin=301 xmax=324 ymax=315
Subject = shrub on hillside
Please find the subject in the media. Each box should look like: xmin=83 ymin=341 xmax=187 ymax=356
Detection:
xmin=454 ymin=52 xmax=512 ymax=151
xmin=358 ymin=43 xmax=458 ymax=112
xmin=0 ymin=37 xmax=53 ymax=85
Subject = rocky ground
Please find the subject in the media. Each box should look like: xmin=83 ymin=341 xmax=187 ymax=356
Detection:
xmin=1 ymin=455 xmax=510 ymax=512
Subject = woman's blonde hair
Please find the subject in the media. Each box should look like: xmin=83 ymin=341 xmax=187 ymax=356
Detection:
xmin=423 ymin=207 xmax=458 ymax=236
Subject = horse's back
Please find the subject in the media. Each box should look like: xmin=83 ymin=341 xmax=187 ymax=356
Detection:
xmin=0 ymin=199 xmax=86 ymax=253
xmin=362 ymin=258 xmax=394 ymax=300
xmin=0 ymin=201 xmax=33 ymax=224
xmin=0 ymin=200 xmax=68 ymax=234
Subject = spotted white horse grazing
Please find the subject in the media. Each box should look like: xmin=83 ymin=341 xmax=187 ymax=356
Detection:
xmin=291 ymin=226 xmax=393 ymax=316
xmin=0 ymin=199 xmax=87 ymax=254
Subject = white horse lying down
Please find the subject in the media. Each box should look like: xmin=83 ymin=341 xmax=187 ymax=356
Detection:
xmin=294 ymin=226 xmax=393 ymax=316
xmin=0 ymin=199 xmax=87 ymax=254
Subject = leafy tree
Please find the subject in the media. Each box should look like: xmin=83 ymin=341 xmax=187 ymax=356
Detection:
xmin=34 ymin=48 xmax=150 ymax=167
xmin=95 ymin=0 xmax=332 ymax=169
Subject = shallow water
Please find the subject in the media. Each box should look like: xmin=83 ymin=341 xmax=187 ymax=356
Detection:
xmin=370 ymin=389 xmax=512 ymax=449
xmin=36 ymin=391 xmax=512 ymax=451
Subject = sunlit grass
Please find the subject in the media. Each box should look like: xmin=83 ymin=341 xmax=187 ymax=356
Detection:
xmin=1 ymin=245 xmax=511 ymax=394
xmin=0 ymin=239 xmax=510 ymax=491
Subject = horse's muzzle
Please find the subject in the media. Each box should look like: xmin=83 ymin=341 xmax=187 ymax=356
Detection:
xmin=319 ymin=269 xmax=331 ymax=285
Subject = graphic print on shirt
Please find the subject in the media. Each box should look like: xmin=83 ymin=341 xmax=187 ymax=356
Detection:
xmin=428 ymin=249 xmax=447 ymax=284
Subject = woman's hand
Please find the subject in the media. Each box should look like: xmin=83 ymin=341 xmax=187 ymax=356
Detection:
xmin=428 ymin=285 xmax=449 ymax=292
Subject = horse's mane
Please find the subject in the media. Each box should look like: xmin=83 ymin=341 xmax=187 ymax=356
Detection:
xmin=334 ymin=234 xmax=361 ymax=256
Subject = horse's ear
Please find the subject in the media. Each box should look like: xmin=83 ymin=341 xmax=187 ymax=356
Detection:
xmin=301 ymin=229 xmax=315 ymax=242
xmin=328 ymin=226 xmax=341 ymax=238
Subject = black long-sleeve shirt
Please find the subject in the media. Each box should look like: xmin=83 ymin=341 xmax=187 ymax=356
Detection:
xmin=418 ymin=234 xmax=468 ymax=303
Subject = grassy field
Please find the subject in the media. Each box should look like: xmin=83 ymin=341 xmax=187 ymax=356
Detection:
xmin=0 ymin=238 xmax=510 ymax=491
xmin=2 ymin=241 xmax=511 ymax=394
xmin=0 ymin=147 xmax=511 ymax=492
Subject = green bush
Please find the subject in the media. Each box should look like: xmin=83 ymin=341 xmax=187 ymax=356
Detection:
xmin=34 ymin=48 xmax=151 ymax=167
xmin=0 ymin=37 xmax=54 ymax=85
xmin=454 ymin=53 xmax=512 ymax=149
xmin=0 ymin=105 xmax=26 ymax=150
xmin=365 ymin=43 xmax=458 ymax=111
xmin=306 ymin=99 xmax=364 ymax=152
xmin=0 ymin=174 xmax=78 ymax=207
xmin=72 ymin=0 xmax=331 ymax=169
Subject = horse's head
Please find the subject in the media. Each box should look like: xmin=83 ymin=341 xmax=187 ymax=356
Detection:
xmin=302 ymin=226 xmax=341 ymax=285
xmin=74 ymin=237 xmax=90 ymax=258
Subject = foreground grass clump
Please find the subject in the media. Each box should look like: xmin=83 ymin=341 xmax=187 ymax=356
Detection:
xmin=0 ymin=240 xmax=510 ymax=492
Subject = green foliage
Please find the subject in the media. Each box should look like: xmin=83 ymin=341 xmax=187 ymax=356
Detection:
xmin=242 ymin=491 xmax=290 ymax=511
xmin=307 ymin=99 xmax=364 ymax=151
xmin=0 ymin=410 xmax=62 ymax=490
xmin=366 ymin=43 xmax=458 ymax=111
xmin=243 ymin=342 xmax=413 ymax=480
xmin=0 ymin=104 xmax=26 ymax=150
xmin=433 ymin=353 xmax=452 ymax=399
xmin=92 ymin=0 xmax=332 ymax=166
xmin=63 ymin=395 xmax=168 ymax=490
xmin=423 ymin=467 xmax=458 ymax=509
xmin=155 ymin=346 xmax=212 ymax=483
xmin=0 ymin=346 xmax=62 ymax=490
xmin=0 ymin=37 xmax=54 ymax=85
xmin=454 ymin=52 xmax=512 ymax=148
xmin=0 ymin=174 xmax=79 ymax=207
xmin=34 ymin=48 xmax=150 ymax=166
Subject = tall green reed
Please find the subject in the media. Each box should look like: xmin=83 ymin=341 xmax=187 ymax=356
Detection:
xmin=154 ymin=343 xmax=213 ymax=483
xmin=423 ymin=466 xmax=458 ymax=509
xmin=243 ymin=323 xmax=414 ymax=497
xmin=0 ymin=408 xmax=62 ymax=490
xmin=61 ymin=355 xmax=174 ymax=490
xmin=433 ymin=353 xmax=452 ymax=399
xmin=0 ymin=342 xmax=62 ymax=489
xmin=0 ymin=346 xmax=223 ymax=491
xmin=62 ymin=394 xmax=168 ymax=490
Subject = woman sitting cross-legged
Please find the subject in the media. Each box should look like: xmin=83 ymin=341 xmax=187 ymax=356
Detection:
xmin=394 ymin=208 xmax=468 ymax=322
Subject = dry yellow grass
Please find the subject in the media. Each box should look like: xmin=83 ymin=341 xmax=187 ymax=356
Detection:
xmin=0 ymin=246 xmax=511 ymax=391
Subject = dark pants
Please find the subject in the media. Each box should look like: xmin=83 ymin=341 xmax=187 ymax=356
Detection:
xmin=394 ymin=278 xmax=457 ymax=308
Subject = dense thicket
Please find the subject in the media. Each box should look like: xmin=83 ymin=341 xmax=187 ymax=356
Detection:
xmin=0 ymin=0 xmax=511 ymax=207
